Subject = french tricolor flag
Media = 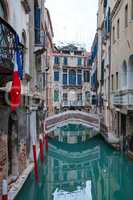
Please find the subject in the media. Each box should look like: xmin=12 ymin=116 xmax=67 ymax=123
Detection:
xmin=10 ymin=34 xmax=22 ymax=112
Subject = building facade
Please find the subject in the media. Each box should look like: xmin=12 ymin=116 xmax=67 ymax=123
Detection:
xmin=92 ymin=0 xmax=133 ymax=152
xmin=0 ymin=0 xmax=54 ymax=197
xmin=51 ymin=44 xmax=91 ymax=114
xmin=110 ymin=0 xmax=133 ymax=151
xmin=0 ymin=0 xmax=31 ymax=192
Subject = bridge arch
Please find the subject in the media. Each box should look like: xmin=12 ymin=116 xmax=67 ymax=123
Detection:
xmin=45 ymin=111 xmax=100 ymax=134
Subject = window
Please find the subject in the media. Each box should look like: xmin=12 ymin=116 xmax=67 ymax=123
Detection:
xmin=101 ymin=60 xmax=104 ymax=85
xmin=43 ymin=72 xmax=45 ymax=88
xmin=69 ymin=70 xmax=76 ymax=85
xmin=0 ymin=2 xmax=5 ymax=18
xmin=63 ymin=69 xmax=67 ymax=85
xmin=85 ymin=91 xmax=90 ymax=102
xmin=125 ymin=4 xmax=128 ymax=28
xmin=63 ymin=93 xmax=68 ymax=101
xmin=34 ymin=5 xmax=41 ymax=44
xmin=84 ymin=71 xmax=90 ymax=82
xmin=113 ymin=26 xmax=115 ymax=43
xmin=131 ymin=0 xmax=133 ymax=19
xmin=63 ymin=57 xmax=68 ymax=65
xmin=77 ymin=70 xmax=82 ymax=85
xmin=116 ymin=72 xmax=118 ymax=90
xmin=54 ymin=56 xmax=60 ymax=65
xmin=111 ymin=74 xmax=114 ymax=91
xmin=54 ymin=71 xmax=59 ymax=81
xmin=0 ymin=1 xmax=7 ymax=19
xmin=21 ymin=30 xmax=27 ymax=71
xmin=77 ymin=93 xmax=82 ymax=101
xmin=54 ymin=90 xmax=59 ymax=102
xmin=77 ymin=58 xmax=82 ymax=66
xmin=92 ymin=95 xmax=97 ymax=105
xmin=117 ymin=19 xmax=120 ymax=39
xmin=122 ymin=61 xmax=127 ymax=88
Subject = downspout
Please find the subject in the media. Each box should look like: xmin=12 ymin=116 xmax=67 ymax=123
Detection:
xmin=108 ymin=7 xmax=112 ymax=132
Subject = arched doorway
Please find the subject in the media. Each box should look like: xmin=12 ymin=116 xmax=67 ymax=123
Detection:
xmin=128 ymin=55 xmax=133 ymax=89
xmin=121 ymin=60 xmax=127 ymax=89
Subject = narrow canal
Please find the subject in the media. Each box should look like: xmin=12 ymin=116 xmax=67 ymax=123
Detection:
xmin=15 ymin=124 xmax=133 ymax=200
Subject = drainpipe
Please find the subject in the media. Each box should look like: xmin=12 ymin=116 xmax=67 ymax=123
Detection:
xmin=108 ymin=9 xmax=112 ymax=132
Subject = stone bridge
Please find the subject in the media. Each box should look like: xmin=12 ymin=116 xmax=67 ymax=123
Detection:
xmin=45 ymin=111 xmax=100 ymax=133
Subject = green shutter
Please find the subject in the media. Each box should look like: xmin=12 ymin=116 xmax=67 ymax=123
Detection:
xmin=54 ymin=90 xmax=59 ymax=102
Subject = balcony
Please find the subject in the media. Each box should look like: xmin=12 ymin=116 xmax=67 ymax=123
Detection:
xmin=0 ymin=17 xmax=23 ymax=81
xmin=62 ymin=101 xmax=83 ymax=107
xmin=112 ymin=89 xmax=133 ymax=108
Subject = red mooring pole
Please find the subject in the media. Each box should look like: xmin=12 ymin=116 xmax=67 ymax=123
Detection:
xmin=2 ymin=179 xmax=8 ymax=200
xmin=32 ymin=144 xmax=39 ymax=181
xmin=39 ymin=134 xmax=44 ymax=164
xmin=44 ymin=121 xmax=48 ymax=153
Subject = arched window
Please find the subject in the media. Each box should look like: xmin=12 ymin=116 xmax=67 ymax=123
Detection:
xmin=128 ymin=55 xmax=133 ymax=89
xmin=0 ymin=1 xmax=8 ymax=20
xmin=121 ymin=61 xmax=127 ymax=89
xmin=21 ymin=30 xmax=27 ymax=46
xmin=63 ymin=57 xmax=68 ymax=65
xmin=21 ymin=30 xmax=27 ymax=73
xmin=69 ymin=70 xmax=76 ymax=85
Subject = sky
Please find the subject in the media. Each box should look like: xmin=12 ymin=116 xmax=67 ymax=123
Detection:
xmin=45 ymin=0 xmax=98 ymax=51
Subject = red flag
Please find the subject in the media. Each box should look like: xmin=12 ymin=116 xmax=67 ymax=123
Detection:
xmin=10 ymin=71 xmax=21 ymax=112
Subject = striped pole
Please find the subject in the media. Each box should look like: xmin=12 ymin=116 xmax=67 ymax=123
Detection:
xmin=30 ymin=111 xmax=38 ymax=181
xmin=32 ymin=132 xmax=38 ymax=181
xmin=39 ymin=134 xmax=44 ymax=164
xmin=2 ymin=179 xmax=8 ymax=200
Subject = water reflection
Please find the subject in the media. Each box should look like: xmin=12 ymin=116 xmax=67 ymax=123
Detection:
xmin=49 ymin=124 xmax=97 ymax=144
xmin=15 ymin=125 xmax=133 ymax=200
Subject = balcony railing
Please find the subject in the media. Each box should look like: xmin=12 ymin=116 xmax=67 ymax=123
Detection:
xmin=112 ymin=89 xmax=133 ymax=106
xmin=62 ymin=101 xmax=83 ymax=107
xmin=0 ymin=17 xmax=23 ymax=81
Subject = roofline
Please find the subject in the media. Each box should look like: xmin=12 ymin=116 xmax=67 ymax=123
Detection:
xmin=45 ymin=7 xmax=54 ymax=37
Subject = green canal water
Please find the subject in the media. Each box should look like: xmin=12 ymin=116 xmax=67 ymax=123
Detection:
xmin=15 ymin=124 xmax=133 ymax=200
